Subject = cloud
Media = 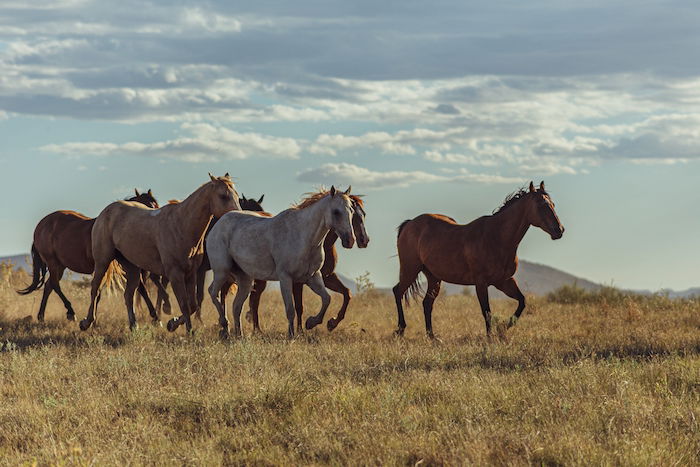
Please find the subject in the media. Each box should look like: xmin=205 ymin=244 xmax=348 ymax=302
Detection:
xmin=296 ymin=162 xmax=521 ymax=190
xmin=40 ymin=123 xmax=302 ymax=161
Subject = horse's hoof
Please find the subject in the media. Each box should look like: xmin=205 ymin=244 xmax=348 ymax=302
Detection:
xmin=79 ymin=319 xmax=91 ymax=331
xmin=305 ymin=317 xmax=319 ymax=330
xmin=427 ymin=331 xmax=435 ymax=340
xmin=166 ymin=318 xmax=178 ymax=332
xmin=219 ymin=328 xmax=229 ymax=340
xmin=393 ymin=328 xmax=405 ymax=337
xmin=507 ymin=316 xmax=518 ymax=328
xmin=66 ymin=313 xmax=75 ymax=321
xmin=327 ymin=318 xmax=338 ymax=331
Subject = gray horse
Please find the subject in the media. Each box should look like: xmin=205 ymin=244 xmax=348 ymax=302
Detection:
xmin=206 ymin=186 xmax=356 ymax=338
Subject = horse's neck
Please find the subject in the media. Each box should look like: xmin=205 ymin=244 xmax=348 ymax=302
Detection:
xmin=172 ymin=186 xmax=213 ymax=247
xmin=292 ymin=199 xmax=331 ymax=250
xmin=491 ymin=202 xmax=531 ymax=255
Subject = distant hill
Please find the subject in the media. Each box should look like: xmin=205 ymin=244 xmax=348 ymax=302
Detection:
xmin=2 ymin=253 xmax=697 ymax=298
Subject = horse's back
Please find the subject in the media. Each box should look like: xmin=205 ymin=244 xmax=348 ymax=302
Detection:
xmin=33 ymin=210 xmax=95 ymax=274
xmin=397 ymin=213 xmax=486 ymax=285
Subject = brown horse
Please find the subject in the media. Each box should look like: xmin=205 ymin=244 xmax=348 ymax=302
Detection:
xmin=245 ymin=190 xmax=369 ymax=333
xmin=393 ymin=181 xmax=564 ymax=338
xmin=79 ymin=174 xmax=240 ymax=332
xmin=153 ymin=194 xmax=267 ymax=319
xmin=17 ymin=189 xmax=161 ymax=322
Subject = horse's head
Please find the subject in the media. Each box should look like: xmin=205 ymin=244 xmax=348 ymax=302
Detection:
xmin=525 ymin=181 xmax=564 ymax=240
xmin=239 ymin=194 xmax=265 ymax=212
xmin=130 ymin=188 xmax=160 ymax=209
xmin=349 ymin=193 xmax=369 ymax=248
xmin=326 ymin=186 xmax=355 ymax=249
xmin=208 ymin=173 xmax=241 ymax=217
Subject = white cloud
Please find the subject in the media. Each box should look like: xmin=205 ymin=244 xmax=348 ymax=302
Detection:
xmin=297 ymin=162 xmax=521 ymax=190
xmin=40 ymin=123 xmax=302 ymax=161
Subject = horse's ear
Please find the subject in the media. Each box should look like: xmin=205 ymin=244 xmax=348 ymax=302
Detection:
xmin=209 ymin=172 xmax=216 ymax=181
xmin=241 ymin=194 xmax=247 ymax=201
xmin=330 ymin=185 xmax=337 ymax=197
xmin=224 ymin=172 xmax=230 ymax=179
xmin=539 ymin=181 xmax=545 ymax=191
xmin=134 ymin=188 xmax=140 ymax=196
xmin=147 ymin=189 xmax=152 ymax=196
xmin=529 ymin=181 xmax=535 ymax=193
xmin=258 ymin=194 xmax=264 ymax=204
xmin=344 ymin=185 xmax=352 ymax=195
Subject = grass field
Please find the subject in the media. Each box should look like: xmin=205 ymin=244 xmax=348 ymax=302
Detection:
xmin=1 ymin=265 xmax=699 ymax=465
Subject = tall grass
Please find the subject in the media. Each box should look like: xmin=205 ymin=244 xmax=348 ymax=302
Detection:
xmin=1 ymin=264 xmax=699 ymax=464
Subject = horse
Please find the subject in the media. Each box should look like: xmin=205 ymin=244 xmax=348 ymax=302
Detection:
xmin=79 ymin=174 xmax=241 ymax=332
xmin=16 ymin=189 xmax=161 ymax=322
xmin=244 ymin=190 xmax=369 ymax=333
xmin=206 ymin=186 xmax=356 ymax=338
xmin=153 ymin=193 xmax=267 ymax=319
xmin=392 ymin=181 xmax=564 ymax=338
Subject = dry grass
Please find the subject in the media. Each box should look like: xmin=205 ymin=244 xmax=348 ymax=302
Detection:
xmin=1 ymin=266 xmax=699 ymax=465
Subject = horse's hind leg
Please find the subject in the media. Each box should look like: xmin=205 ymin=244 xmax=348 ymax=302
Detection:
xmin=246 ymin=280 xmax=267 ymax=333
xmin=193 ymin=261 xmax=207 ymax=322
xmin=123 ymin=263 xmax=142 ymax=330
xmin=422 ymin=270 xmax=441 ymax=339
xmin=392 ymin=258 xmax=422 ymax=336
xmin=475 ymin=283 xmax=492 ymax=338
xmin=324 ymin=273 xmax=351 ymax=332
xmin=279 ymin=275 xmax=297 ymax=338
xmin=495 ymin=277 xmax=525 ymax=328
xmin=80 ymin=260 xmax=111 ymax=331
xmin=208 ymin=270 xmax=232 ymax=338
xmin=153 ymin=275 xmax=171 ymax=315
xmin=136 ymin=276 xmax=158 ymax=323
xmin=305 ymin=272 xmax=331 ymax=330
xmin=36 ymin=277 xmax=53 ymax=322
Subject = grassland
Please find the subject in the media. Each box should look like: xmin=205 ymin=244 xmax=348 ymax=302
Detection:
xmin=1 ymin=265 xmax=699 ymax=465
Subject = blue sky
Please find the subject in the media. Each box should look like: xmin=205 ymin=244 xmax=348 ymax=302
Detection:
xmin=2 ymin=0 xmax=700 ymax=290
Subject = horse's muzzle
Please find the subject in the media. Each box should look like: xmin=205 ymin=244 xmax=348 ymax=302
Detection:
xmin=340 ymin=234 xmax=355 ymax=249
xmin=357 ymin=234 xmax=369 ymax=248
xmin=550 ymin=226 xmax=564 ymax=240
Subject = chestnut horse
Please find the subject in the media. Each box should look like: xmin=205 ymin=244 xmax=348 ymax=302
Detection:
xmin=79 ymin=174 xmax=241 ymax=332
xmin=393 ymin=181 xmax=564 ymax=338
xmin=154 ymin=193 xmax=267 ymax=319
xmin=244 ymin=191 xmax=369 ymax=332
xmin=17 ymin=189 xmax=160 ymax=322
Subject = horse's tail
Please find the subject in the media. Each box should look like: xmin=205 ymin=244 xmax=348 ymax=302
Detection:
xmin=16 ymin=244 xmax=48 ymax=295
xmin=101 ymin=260 xmax=126 ymax=293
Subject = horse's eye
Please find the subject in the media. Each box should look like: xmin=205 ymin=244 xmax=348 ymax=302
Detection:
xmin=332 ymin=209 xmax=341 ymax=217
xmin=220 ymin=194 xmax=230 ymax=201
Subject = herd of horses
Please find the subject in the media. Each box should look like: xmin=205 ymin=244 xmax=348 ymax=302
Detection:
xmin=17 ymin=174 xmax=564 ymax=339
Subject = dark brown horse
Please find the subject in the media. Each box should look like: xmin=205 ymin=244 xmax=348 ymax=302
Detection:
xmin=17 ymin=189 xmax=161 ymax=322
xmin=393 ymin=181 xmax=564 ymax=338
xmin=245 ymin=191 xmax=369 ymax=333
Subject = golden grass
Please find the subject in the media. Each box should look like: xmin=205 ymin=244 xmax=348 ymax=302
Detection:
xmin=0 ymin=268 xmax=699 ymax=465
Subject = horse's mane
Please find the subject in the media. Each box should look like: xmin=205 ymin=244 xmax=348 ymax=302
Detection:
xmin=492 ymin=187 xmax=548 ymax=215
xmin=294 ymin=188 xmax=363 ymax=210
xmin=168 ymin=199 xmax=180 ymax=205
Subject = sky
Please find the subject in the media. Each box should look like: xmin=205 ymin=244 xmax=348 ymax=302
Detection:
xmin=1 ymin=0 xmax=700 ymax=291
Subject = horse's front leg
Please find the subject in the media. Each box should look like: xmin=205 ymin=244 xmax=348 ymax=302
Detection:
xmin=323 ymin=272 xmax=351 ymax=332
xmin=304 ymin=272 xmax=331 ymax=330
xmin=165 ymin=269 xmax=195 ymax=334
xmin=279 ymin=275 xmax=297 ymax=339
xmin=475 ymin=283 xmax=492 ymax=338
xmin=495 ymin=277 xmax=526 ymax=328
xmin=230 ymin=273 xmax=252 ymax=338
